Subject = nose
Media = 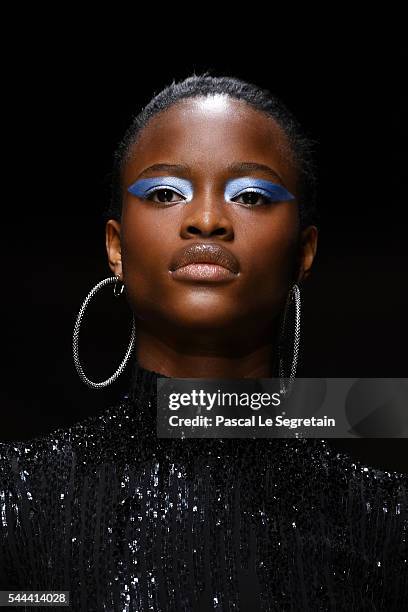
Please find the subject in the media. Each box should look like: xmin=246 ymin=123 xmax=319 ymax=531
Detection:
xmin=179 ymin=189 xmax=234 ymax=239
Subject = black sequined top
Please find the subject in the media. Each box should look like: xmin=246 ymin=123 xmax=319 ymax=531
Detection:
xmin=1 ymin=361 xmax=407 ymax=611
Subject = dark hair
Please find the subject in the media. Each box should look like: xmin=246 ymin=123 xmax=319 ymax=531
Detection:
xmin=103 ymin=72 xmax=319 ymax=229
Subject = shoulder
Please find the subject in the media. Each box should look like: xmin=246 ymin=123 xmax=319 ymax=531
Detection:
xmin=0 ymin=398 xmax=132 ymax=485
xmin=268 ymin=437 xmax=408 ymax=532
xmin=296 ymin=438 xmax=408 ymax=507
xmin=304 ymin=439 xmax=408 ymax=550
xmin=316 ymin=438 xmax=407 ymax=491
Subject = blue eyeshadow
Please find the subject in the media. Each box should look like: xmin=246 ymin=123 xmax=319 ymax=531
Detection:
xmin=127 ymin=176 xmax=194 ymax=201
xmin=225 ymin=177 xmax=295 ymax=202
xmin=127 ymin=175 xmax=295 ymax=205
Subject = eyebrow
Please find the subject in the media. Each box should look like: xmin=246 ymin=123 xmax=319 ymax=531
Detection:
xmin=136 ymin=164 xmax=190 ymax=179
xmin=136 ymin=161 xmax=284 ymax=184
xmin=226 ymin=162 xmax=283 ymax=183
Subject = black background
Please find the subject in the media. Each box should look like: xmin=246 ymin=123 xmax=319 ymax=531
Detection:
xmin=1 ymin=26 xmax=407 ymax=470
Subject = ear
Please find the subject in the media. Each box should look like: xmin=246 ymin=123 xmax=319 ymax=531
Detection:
xmin=296 ymin=225 xmax=318 ymax=283
xmin=105 ymin=219 xmax=123 ymax=279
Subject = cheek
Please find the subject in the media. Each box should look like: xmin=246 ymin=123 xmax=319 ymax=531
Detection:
xmin=248 ymin=224 xmax=298 ymax=278
xmin=121 ymin=206 xmax=171 ymax=273
xmin=236 ymin=207 xmax=299 ymax=309
xmin=230 ymin=207 xmax=299 ymax=321
xmin=120 ymin=207 xmax=175 ymax=314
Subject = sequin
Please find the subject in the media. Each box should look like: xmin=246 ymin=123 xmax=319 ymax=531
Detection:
xmin=0 ymin=361 xmax=407 ymax=610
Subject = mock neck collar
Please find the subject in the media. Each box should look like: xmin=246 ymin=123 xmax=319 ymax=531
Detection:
xmin=125 ymin=359 xmax=170 ymax=405
xmin=121 ymin=358 xmax=306 ymax=459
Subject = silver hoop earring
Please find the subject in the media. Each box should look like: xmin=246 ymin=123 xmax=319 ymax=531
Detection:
xmin=72 ymin=275 xmax=136 ymax=390
xmin=277 ymin=283 xmax=301 ymax=396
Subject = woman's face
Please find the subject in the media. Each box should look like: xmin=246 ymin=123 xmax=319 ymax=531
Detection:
xmin=106 ymin=95 xmax=317 ymax=351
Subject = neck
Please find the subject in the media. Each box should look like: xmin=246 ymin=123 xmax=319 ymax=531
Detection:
xmin=133 ymin=325 xmax=280 ymax=378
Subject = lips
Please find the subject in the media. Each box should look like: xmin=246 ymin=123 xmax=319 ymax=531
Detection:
xmin=169 ymin=243 xmax=240 ymax=274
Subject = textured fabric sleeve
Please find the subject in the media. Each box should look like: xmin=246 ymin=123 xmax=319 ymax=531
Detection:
xmin=0 ymin=439 xmax=49 ymax=590
xmin=0 ymin=441 xmax=23 ymax=588
xmin=364 ymin=463 xmax=408 ymax=606
xmin=322 ymin=444 xmax=408 ymax=608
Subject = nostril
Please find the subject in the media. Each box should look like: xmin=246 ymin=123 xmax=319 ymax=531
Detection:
xmin=187 ymin=226 xmax=227 ymax=236
xmin=187 ymin=226 xmax=200 ymax=234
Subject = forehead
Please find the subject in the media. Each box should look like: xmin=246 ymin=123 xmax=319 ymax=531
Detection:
xmin=123 ymin=95 xmax=297 ymax=187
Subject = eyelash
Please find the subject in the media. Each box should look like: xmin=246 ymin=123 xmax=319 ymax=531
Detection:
xmin=231 ymin=188 xmax=275 ymax=207
xmin=144 ymin=187 xmax=274 ymax=207
xmin=144 ymin=187 xmax=186 ymax=204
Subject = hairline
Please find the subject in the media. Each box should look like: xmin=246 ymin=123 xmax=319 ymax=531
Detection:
xmin=120 ymin=94 xmax=300 ymax=185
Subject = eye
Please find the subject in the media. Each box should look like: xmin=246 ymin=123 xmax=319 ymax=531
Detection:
xmin=230 ymin=188 xmax=274 ymax=207
xmin=145 ymin=187 xmax=187 ymax=204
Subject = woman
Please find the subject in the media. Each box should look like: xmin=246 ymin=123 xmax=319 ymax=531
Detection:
xmin=1 ymin=74 xmax=407 ymax=611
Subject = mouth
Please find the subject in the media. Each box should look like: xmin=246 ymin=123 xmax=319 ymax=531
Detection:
xmin=170 ymin=262 xmax=237 ymax=282
xmin=169 ymin=243 xmax=240 ymax=284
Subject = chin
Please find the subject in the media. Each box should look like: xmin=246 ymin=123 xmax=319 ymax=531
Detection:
xmin=169 ymin=310 xmax=238 ymax=332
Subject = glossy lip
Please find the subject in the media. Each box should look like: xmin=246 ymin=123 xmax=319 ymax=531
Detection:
xmin=170 ymin=263 xmax=237 ymax=282
xmin=169 ymin=243 xmax=240 ymax=282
